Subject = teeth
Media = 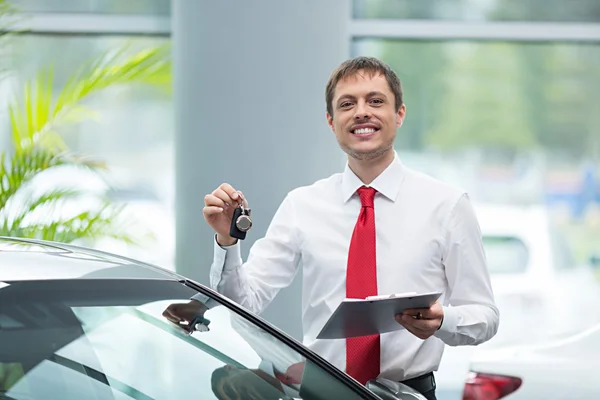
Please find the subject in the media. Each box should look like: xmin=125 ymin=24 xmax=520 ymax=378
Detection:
xmin=353 ymin=128 xmax=376 ymax=135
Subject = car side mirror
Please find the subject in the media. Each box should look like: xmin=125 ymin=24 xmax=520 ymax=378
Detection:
xmin=366 ymin=377 xmax=428 ymax=400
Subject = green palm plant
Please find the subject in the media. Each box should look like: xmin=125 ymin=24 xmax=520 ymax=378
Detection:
xmin=0 ymin=2 xmax=172 ymax=393
xmin=0 ymin=20 xmax=171 ymax=244
xmin=0 ymin=0 xmax=17 ymax=75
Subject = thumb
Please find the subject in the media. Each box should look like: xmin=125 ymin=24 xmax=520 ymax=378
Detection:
xmin=162 ymin=307 xmax=181 ymax=324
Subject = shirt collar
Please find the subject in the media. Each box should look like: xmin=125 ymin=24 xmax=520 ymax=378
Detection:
xmin=341 ymin=151 xmax=405 ymax=203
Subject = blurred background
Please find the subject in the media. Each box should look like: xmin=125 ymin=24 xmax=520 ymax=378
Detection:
xmin=1 ymin=1 xmax=599 ymax=399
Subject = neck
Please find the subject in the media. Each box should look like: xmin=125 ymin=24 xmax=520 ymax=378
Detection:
xmin=347 ymin=149 xmax=395 ymax=185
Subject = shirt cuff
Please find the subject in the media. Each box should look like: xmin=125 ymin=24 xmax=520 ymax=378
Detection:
xmin=209 ymin=234 xmax=242 ymax=288
xmin=190 ymin=293 xmax=220 ymax=309
xmin=433 ymin=305 xmax=458 ymax=340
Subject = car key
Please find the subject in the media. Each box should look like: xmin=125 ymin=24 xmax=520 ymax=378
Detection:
xmin=176 ymin=316 xmax=211 ymax=335
xmin=229 ymin=192 xmax=252 ymax=240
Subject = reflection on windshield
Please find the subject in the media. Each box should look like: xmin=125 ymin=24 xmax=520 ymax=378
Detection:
xmin=162 ymin=298 xmax=306 ymax=399
xmin=0 ymin=279 xmax=366 ymax=400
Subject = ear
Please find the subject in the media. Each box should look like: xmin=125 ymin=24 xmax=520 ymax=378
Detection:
xmin=326 ymin=112 xmax=335 ymax=132
xmin=396 ymin=104 xmax=406 ymax=128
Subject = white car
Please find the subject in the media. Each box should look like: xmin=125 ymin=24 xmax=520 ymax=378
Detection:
xmin=0 ymin=236 xmax=428 ymax=400
xmin=473 ymin=204 xmax=600 ymax=344
xmin=464 ymin=322 xmax=600 ymax=399
xmin=435 ymin=203 xmax=600 ymax=400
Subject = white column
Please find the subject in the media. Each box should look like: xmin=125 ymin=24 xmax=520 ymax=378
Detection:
xmin=172 ymin=0 xmax=351 ymax=339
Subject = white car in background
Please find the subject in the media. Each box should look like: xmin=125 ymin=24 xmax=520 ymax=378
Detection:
xmin=464 ymin=322 xmax=600 ymax=399
xmin=435 ymin=203 xmax=600 ymax=400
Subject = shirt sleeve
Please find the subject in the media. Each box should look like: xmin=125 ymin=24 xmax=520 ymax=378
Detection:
xmin=434 ymin=193 xmax=500 ymax=346
xmin=190 ymin=292 xmax=221 ymax=309
xmin=208 ymin=194 xmax=301 ymax=315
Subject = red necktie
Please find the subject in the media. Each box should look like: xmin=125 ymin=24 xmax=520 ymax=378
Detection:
xmin=345 ymin=186 xmax=380 ymax=385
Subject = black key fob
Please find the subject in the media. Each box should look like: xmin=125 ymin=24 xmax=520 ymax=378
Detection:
xmin=230 ymin=206 xmax=252 ymax=240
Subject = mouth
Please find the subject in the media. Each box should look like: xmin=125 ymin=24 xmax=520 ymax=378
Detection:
xmin=350 ymin=124 xmax=380 ymax=136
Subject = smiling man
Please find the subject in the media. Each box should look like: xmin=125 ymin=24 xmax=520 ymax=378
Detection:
xmin=203 ymin=56 xmax=499 ymax=400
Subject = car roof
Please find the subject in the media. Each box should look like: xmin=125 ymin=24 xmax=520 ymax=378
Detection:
xmin=0 ymin=236 xmax=183 ymax=281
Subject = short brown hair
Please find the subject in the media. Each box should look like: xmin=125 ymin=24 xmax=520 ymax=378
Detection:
xmin=325 ymin=56 xmax=403 ymax=116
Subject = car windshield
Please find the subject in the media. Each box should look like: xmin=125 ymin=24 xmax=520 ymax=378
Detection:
xmin=482 ymin=235 xmax=529 ymax=274
xmin=0 ymin=279 xmax=368 ymax=400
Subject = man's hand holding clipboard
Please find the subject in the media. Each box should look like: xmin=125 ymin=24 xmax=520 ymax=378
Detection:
xmin=316 ymin=291 xmax=443 ymax=340
xmin=395 ymin=299 xmax=444 ymax=340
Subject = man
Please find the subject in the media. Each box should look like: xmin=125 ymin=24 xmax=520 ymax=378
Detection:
xmin=202 ymin=56 xmax=499 ymax=400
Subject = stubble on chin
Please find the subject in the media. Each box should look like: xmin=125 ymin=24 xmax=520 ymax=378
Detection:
xmin=339 ymin=140 xmax=394 ymax=162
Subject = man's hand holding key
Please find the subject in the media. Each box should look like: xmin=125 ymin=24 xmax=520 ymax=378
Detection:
xmin=203 ymin=183 xmax=249 ymax=246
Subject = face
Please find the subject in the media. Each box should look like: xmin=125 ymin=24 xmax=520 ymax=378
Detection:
xmin=327 ymin=71 xmax=406 ymax=162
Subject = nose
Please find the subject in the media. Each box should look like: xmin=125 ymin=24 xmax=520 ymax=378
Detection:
xmin=354 ymin=101 xmax=371 ymax=120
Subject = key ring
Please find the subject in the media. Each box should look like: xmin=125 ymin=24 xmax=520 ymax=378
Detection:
xmin=235 ymin=191 xmax=252 ymax=232
xmin=179 ymin=316 xmax=211 ymax=335
xmin=237 ymin=191 xmax=246 ymax=213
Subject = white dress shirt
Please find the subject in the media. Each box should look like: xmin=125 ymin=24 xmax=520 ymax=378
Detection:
xmin=209 ymin=151 xmax=499 ymax=381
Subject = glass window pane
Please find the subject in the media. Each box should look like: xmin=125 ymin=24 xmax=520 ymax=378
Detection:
xmin=0 ymin=279 xmax=367 ymax=399
xmin=11 ymin=0 xmax=170 ymax=15
xmin=352 ymin=39 xmax=600 ymax=177
xmin=1 ymin=34 xmax=174 ymax=268
xmin=353 ymin=0 xmax=600 ymax=23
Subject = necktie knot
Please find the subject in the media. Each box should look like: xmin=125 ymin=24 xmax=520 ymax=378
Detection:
xmin=357 ymin=186 xmax=376 ymax=208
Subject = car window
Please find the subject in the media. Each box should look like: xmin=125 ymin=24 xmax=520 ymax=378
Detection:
xmin=0 ymin=279 xmax=369 ymax=400
xmin=482 ymin=235 xmax=529 ymax=274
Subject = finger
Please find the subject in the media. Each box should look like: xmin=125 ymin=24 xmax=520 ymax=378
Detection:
xmin=237 ymin=190 xmax=249 ymax=208
xmin=204 ymin=194 xmax=228 ymax=209
xmin=396 ymin=314 xmax=425 ymax=330
xmin=396 ymin=314 xmax=421 ymax=330
xmin=398 ymin=314 xmax=439 ymax=332
xmin=203 ymin=206 xmax=225 ymax=216
xmin=162 ymin=308 xmax=182 ymax=324
xmin=404 ymin=306 xmax=441 ymax=321
xmin=211 ymin=189 xmax=236 ymax=208
xmin=396 ymin=317 xmax=430 ymax=340
xmin=219 ymin=183 xmax=242 ymax=204
xmin=403 ymin=308 xmax=430 ymax=318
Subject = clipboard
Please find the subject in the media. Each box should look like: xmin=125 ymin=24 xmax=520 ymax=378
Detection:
xmin=316 ymin=291 xmax=442 ymax=339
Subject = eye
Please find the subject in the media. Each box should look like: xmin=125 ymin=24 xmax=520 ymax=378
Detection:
xmin=339 ymin=101 xmax=353 ymax=108
xmin=370 ymin=98 xmax=384 ymax=105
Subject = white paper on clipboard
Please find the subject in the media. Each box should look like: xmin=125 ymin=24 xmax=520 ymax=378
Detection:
xmin=316 ymin=291 xmax=442 ymax=340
